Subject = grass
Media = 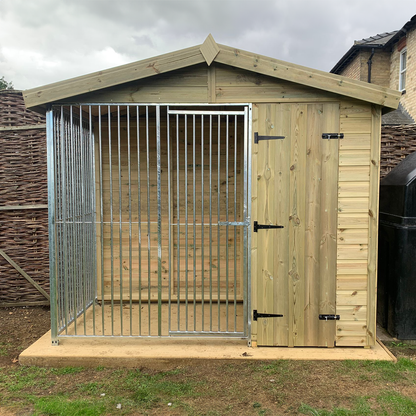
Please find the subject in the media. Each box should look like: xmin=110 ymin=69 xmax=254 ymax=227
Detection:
xmin=0 ymin=342 xmax=12 ymax=356
xmin=1 ymin=358 xmax=416 ymax=415
xmin=299 ymin=391 xmax=416 ymax=416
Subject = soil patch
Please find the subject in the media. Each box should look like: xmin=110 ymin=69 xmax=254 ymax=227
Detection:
xmin=0 ymin=306 xmax=50 ymax=367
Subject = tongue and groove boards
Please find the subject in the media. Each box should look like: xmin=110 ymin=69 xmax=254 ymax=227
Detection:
xmin=253 ymin=103 xmax=339 ymax=347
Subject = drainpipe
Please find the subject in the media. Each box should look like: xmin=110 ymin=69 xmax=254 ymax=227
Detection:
xmin=367 ymin=48 xmax=375 ymax=83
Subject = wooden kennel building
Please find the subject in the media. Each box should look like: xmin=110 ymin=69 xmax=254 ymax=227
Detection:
xmin=24 ymin=35 xmax=400 ymax=348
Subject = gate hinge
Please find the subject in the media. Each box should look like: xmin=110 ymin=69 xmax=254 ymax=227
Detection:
xmin=253 ymin=310 xmax=284 ymax=321
xmin=254 ymin=221 xmax=284 ymax=232
xmin=319 ymin=314 xmax=340 ymax=321
xmin=322 ymin=133 xmax=344 ymax=140
xmin=254 ymin=132 xmax=285 ymax=144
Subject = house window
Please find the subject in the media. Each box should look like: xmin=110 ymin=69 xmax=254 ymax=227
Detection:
xmin=399 ymin=48 xmax=407 ymax=91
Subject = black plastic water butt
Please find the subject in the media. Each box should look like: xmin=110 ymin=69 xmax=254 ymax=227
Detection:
xmin=378 ymin=151 xmax=416 ymax=339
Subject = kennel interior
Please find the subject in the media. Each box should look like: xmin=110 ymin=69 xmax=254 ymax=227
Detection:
xmin=48 ymin=103 xmax=250 ymax=343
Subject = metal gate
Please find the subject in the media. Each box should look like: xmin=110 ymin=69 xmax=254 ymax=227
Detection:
xmin=47 ymin=104 xmax=251 ymax=344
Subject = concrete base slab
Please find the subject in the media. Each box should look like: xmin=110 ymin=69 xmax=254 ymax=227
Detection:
xmin=19 ymin=331 xmax=396 ymax=368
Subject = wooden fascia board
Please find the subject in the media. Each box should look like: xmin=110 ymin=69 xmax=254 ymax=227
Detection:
xmin=23 ymin=45 xmax=206 ymax=109
xmin=215 ymin=44 xmax=401 ymax=109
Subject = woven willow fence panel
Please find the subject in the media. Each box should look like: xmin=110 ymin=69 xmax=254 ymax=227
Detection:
xmin=0 ymin=90 xmax=49 ymax=306
xmin=381 ymin=124 xmax=416 ymax=179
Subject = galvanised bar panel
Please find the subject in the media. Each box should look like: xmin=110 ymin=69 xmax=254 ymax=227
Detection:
xmin=50 ymin=103 xmax=249 ymax=341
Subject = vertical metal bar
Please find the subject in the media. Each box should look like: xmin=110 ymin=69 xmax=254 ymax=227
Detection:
xmin=192 ymin=114 xmax=196 ymax=331
xmin=201 ymin=115 xmax=204 ymax=331
xmin=226 ymin=115 xmax=229 ymax=332
xmin=176 ymin=114 xmax=180 ymax=331
xmin=80 ymin=106 xmax=87 ymax=335
xmin=246 ymin=105 xmax=253 ymax=342
xmin=217 ymin=114 xmax=221 ymax=332
xmin=70 ymin=106 xmax=77 ymax=335
xmin=234 ymin=115 xmax=237 ymax=332
xmin=167 ymin=107 xmax=172 ymax=334
xmin=185 ymin=114 xmax=188 ymax=331
xmin=108 ymin=106 xmax=114 ymax=335
xmin=209 ymin=115 xmax=213 ymax=332
xmin=89 ymin=105 xmax=97 ymax=336
xmin=243 ymin=106 xmax=249 ymax=339
xmin=137 ymin=106 xmax=142 ymax=336
xmin=127 ymin=107 xmax=133 ymax=336
xmin=156 ymin=105 xmax=162 ymax=336
xmin=117 ymin=106 xmax=123 ymax=335
xmin=146 ymin=106 xmax=151 ymax=335
xmin=47 ymin=107 xmax=58 ymax=345
xmin=98 ymin=106 xmax=105 ymax=335
xmin=60 ymin=107 xmax=69 ymax=334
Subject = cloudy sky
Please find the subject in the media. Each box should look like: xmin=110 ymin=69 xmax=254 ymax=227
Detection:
xmin=1 ymin=0 xmax=415 ymax=90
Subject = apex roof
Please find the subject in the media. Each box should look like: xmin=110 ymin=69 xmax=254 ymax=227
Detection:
xmin=24 ymin=34 xmax=400 ymax=111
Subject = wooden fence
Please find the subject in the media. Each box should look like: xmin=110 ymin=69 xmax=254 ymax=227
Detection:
xmin=0 ymin=90 xmax=49 ymax=306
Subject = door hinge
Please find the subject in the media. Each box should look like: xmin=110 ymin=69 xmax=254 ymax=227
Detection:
xmin=254 ymin=132 xmax=285 ymax=144
xmin=319 ymin=314 xmax=340 ymax=321
xmin=253 ymin=221 xmax=284 ymax=232
xmin=253 ymin=310 xmax=284 ymax=321
xmin=322 ymin=133 xmax=344 ymax=140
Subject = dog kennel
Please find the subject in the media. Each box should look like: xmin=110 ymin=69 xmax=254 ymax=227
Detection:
xmin=24 ymin=35 xmax=401 ymax=348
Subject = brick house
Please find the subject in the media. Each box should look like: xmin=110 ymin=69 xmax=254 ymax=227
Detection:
xmin=331 ymin=14 xmax=416 ymax=177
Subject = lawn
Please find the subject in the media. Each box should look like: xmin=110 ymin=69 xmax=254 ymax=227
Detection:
xmin=1 ymin=307 xmax=416 ymax=415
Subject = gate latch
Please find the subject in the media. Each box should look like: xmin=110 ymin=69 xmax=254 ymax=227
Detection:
xmin=253 ymin=310 xmax=284 ymax=321
xmin=322 ymin=133 xmax=344 ymax=140
xmin=319 ymin=314 xmax=340 ymax=321
xmin=254 ymin=221 xmax=284 ymax=232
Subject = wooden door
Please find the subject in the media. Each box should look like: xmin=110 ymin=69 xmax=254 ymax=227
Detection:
xmin=253 ymin=103 xmax=339 ymax=347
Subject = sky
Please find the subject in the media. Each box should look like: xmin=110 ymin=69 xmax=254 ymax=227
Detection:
xmin=1 ymin=0 xmax=415 ymax=90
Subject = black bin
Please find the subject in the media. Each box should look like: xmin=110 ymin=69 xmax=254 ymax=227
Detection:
xmin=378 ymin=152 xmax=416 ymax=339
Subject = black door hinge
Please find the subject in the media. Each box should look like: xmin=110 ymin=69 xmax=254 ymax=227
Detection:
xmin=254 ymin=221 xmax=284 ymax=232
xmin=254 ymin=132 xmax=285 ymax=144
xmin=322 ymin=133 xmax=344 ymax=140
xmin=253 ymin=310 xmax=284 ymax=321
xmin=319 ymin=314 xmax=340 ymax=321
